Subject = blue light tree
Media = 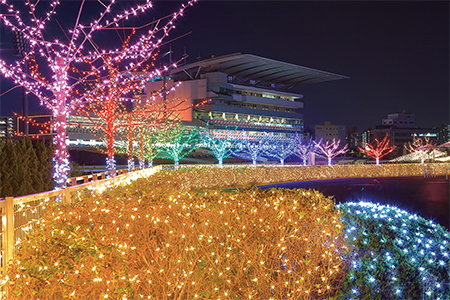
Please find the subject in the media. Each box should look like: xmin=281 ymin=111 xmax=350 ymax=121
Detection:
xmin=262 ymin=135 xmax=295 ymax=165
xmin=162 ymin=125 xmax=200 ymax=167
xmin=292 ymin=134 xmax=321 ymax=166
xmin=200 ymin=128 xmax=233 ymax=167
xmin=230 ymin=131 xmax=271 ymax=166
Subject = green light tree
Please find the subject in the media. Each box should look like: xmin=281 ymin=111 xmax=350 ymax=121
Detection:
xmin=162 ymin=125 xmax=200 ymax=167
xmin=200 ymin=127 xmax=233 ymax=167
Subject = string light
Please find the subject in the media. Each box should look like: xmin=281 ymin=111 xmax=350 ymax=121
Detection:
xmin=338 ymin=201 xmax=449 ymax=299
xmin=315 ymin=138 xmax=349 ymax=166
xmin=230 ymin=131 xmax=271 ymax=166
xmin=358 ymin=133 xmax=396 ymax=165
xmin=292 ymin=135 xmax=320 ymax=166
xmin=161 ymin=124 xmax=199 ymax=167
xmin=199 ymin=127 xmax=233 ymax=167
xmin=0 ymin=0 xmax=197 ymax=188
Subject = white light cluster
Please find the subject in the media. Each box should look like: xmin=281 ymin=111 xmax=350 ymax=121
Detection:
xmin=338 ymin=201 xmax=450 ymax=299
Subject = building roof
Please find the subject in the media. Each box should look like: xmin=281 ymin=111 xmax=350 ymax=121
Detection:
xmin=172 ymin=53 xmax=348 ymax=88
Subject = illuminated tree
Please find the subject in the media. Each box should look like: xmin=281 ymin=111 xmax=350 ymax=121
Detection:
xmin=162 ymin=125 xmax=200 ymax=167
xmin=292 ymin=134 xmax=321 ymax=166
xmin=358 ymin=133 xmax=396 ymax=165
xmin=135 ymin=119 xmax=176 ymax=168
xmin=404 ymin=136 xmax=433 ymax=164
xmin=230 ymin=132 xmax=271 ymax=166
xmin=0 ymin=0 xmax=196 ymax=188
xmin=262 ymin=135 xmax=295 ymax=165
xmin=199 ymin=127 xmax=233 ymax=167
xmin=316 ymin=138 xmax=349 ymax=166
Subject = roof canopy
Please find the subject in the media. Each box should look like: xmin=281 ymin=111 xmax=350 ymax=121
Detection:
xmin=172 ymin=53 xmax=348 ymax=88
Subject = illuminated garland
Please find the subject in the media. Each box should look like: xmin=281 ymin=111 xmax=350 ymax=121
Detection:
xmin=13 ymin=112 xmax=52 ymax=139
xmin=358 ymin=133 xmax=396 ymax=165
xmin=315 ymin=138 xmax=349 ymax=166
xmin=0 ymin=0 xmax=197 ymax=188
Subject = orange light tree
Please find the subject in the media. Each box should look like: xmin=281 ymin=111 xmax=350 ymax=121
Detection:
xmin=404 ymin=136 xmax=433 ymax=164
xmin=0 ymin=0 xmax=197 ymax=188
xmin=74 ymin=56 xmax=149 ymax=176
xmin=358 ymin=133 xmax=396 ymax=165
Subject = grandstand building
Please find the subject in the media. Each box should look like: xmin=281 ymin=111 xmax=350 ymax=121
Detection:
xmin=146 ymin=53 xmax=347 ymax=137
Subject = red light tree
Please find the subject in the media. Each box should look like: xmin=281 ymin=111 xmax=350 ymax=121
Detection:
xmin=315 ymin=139 xmax=348 ymax=166
xmin=358 ymin=133 xmax=396 ymax=165
xmin=0 ymin=0 xmax=196 ymax=188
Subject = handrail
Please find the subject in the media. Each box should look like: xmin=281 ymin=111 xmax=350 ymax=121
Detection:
xmin=0 ymin=165 xmax=162 ymax=279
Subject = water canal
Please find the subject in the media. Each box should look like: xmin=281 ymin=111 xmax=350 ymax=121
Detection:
xmin=259 ymin=176 xmax=450 ymax=230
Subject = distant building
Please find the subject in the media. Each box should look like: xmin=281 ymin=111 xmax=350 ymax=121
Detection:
xmin=437 ymin=124 xmax=450 ymax=144
xmin=371 ymin=111 xmax=437 ymax=156
xmin=346 ymin=126 xmax=361 ymax=153
xmin=314 ymin=121 xmax=346 ymax=143
xmin=146 ymin=53 xmax=347 ymax=138
xmin=0 ymin=116 xmax=15 ymax=138
xmin=382 ymin=110 xmax=415 ymax=127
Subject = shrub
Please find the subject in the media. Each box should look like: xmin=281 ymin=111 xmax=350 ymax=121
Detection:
xmin=6 ymin=180 xmax=348 ymax=299
xmin=338 ymin=201 xmax=450 ymax=300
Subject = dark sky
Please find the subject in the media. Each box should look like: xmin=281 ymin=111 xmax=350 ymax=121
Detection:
xmin=1 ymin=1 xmax=449 ymax=132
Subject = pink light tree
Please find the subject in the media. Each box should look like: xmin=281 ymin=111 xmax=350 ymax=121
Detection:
xmin=0 ymin=0 xmax=196 ymax=189
xmin=358 ymin=133 xmax=396 ymax=165
xmin=292 ymin=134 xmax=321 ymax=166
xmin=315 ymin=138 xmax=349 ymax=166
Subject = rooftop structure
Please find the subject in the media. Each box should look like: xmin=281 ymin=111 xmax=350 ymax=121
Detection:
xmin=148 ymin=53 xmax=348 ymax=137
xmin=172 ymin=53 xmax=348 ymax=91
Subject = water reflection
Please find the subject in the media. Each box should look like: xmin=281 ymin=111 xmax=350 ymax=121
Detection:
xmin=259 ymin=176 xmax=450 ymax=230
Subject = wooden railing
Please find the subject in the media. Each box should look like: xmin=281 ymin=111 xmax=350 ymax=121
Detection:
xmin=0 ymin=166 xmax=162 ymax=276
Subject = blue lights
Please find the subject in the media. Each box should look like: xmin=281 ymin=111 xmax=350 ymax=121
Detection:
xmin=338 ymin=201 xmax=450 ymax=299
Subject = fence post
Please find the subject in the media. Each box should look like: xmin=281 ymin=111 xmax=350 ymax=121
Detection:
xmin=64 ymin=187 xmax=71 ymax=205
xmin=4 ymin=197 xmax=15 ymax=265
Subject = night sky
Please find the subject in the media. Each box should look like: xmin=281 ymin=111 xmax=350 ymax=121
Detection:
xmin=1 ymin=1 xmax=448 ymax=133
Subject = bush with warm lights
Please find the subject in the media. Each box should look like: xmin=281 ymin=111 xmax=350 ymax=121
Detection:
xmin=338 ymin=201 xmax=450 ymax=300
xmin=5 ymin=179 xmax=348 ymax=299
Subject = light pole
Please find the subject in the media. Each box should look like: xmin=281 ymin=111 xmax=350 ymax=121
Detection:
xmin=12 ymin=31 xmax=30 ymax=135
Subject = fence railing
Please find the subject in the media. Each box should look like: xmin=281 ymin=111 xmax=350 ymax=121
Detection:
xmin=0 ymin=166 xmax=162 ymax=277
